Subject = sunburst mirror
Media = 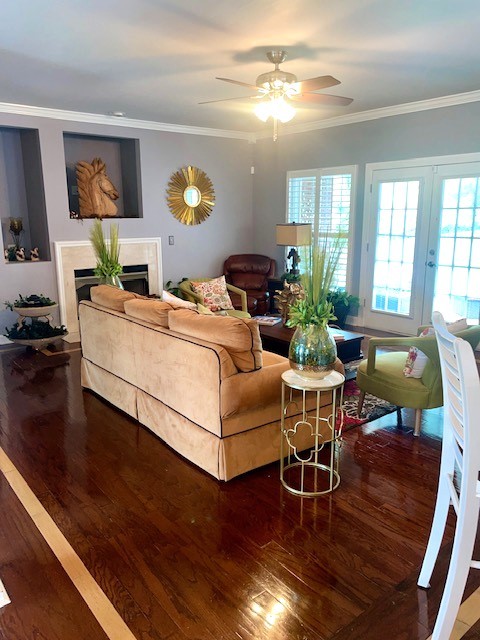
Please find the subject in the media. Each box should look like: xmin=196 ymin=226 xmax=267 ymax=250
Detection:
xmin=166 ymin=166 xmax=215 ymax=225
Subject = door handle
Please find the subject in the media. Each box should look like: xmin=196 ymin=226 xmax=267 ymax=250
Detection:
xmin=427 ymin=261 xmax=436 ymax=268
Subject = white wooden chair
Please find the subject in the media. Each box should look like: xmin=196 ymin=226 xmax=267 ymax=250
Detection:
xmin=417 ymin=311 xmax=480 ymax=639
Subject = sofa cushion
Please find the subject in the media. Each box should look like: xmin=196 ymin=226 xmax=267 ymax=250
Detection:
xmin=190 ymin=276 xmax=234 ymax=312
xmin=124 ymin=298 xmax=173 ymax=327
xmin=168 ymin=308 xmax=262 ymax=372
xmin=90 ymin=285 xmax=145 ymax=312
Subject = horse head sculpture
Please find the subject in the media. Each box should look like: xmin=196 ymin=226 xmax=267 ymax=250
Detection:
xmin=76 ymin=157 xmax=119 ymax=218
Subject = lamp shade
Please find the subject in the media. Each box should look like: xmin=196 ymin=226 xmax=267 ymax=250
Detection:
xmin=276 ymin=223 xmax=311 ymax=247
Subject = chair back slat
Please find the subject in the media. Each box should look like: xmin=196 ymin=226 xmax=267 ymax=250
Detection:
xmin=433 ymin=311 xmax=480 ymax=462
xmin=418 ymin=311 xmax=480 ymax=639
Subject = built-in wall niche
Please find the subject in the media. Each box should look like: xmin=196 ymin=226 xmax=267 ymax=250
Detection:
xmin=0 ymin=126 xmax=50 ymax=263
xmin=63 ymin=132 xmax=142 ymax=219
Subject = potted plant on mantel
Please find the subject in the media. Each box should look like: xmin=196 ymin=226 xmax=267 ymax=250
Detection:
xmin=89 ymin=219 xmax=123 ymax=288
xmin=286 ymin=233 xmax=345 ymax=380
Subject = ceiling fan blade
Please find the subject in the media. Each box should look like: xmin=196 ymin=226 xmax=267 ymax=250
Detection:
xmin=290 ymin=92 xmax=353 ymax=106
xmin=294 ymin=75 xmax=341 ymax=93
xmin=216 ymin=77 xmax=259 ymax=91
xmin=199 ymin=94 xmax=260 ymax=105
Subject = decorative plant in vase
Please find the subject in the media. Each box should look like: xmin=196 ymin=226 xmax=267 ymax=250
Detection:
xmin=4 ymin=294 xmax=67 ymax=349
xmin=287 ymin=232 xmax=345 ymax=379
xmin=89 ymin=219 xmax=123 ymax=288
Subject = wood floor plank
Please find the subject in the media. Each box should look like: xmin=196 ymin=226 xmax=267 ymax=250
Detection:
xmin=1 ymin=347 xmax=480 ymax=639
xmin=0 ymin=476 xmax=109 ymax=640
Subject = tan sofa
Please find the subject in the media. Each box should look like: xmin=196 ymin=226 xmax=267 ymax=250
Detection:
xmin=79 ymin=285 xmax=342 ymax=481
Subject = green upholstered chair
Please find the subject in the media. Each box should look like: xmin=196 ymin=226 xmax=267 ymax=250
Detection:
xmin=356 ymin=324 xmax=480 ymax=436
xmin=179 ymin=278 xmax=251 ymax=318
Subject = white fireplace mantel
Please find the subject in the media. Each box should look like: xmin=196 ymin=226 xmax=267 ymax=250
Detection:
xmin=54 ymin=238 xmax=162 ymax=343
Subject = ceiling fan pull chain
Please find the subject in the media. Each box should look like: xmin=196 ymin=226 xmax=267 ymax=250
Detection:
xmin=273 ymin=117 xmax=278 ymax=142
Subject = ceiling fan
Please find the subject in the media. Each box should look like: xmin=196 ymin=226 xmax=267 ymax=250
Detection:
xmin=201 ymin=50 xmax=353 ymax=139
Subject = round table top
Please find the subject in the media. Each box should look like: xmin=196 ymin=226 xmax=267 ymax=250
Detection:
xmin=281 ymin=368 xmax=345 ymax=391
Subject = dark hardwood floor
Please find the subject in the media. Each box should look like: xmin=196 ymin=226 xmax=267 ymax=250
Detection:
xmin=0 ymin=344 xmax=479 ymax=639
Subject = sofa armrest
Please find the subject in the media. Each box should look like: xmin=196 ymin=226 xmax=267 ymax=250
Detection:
xmin=221 ymin=358 xmax=289 ymax=418
xmin=179 ymin=281 xmax=204 ymax=305
xmin=365 ymin=336 xmax=439 ymax=375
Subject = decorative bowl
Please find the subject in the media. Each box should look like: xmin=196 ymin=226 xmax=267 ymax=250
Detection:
xmin=13 ymin=304 xmax=58 ymax=318
xmin=9 ymin=332 xmax=68 ymax=350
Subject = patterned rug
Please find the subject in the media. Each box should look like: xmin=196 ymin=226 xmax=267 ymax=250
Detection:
xmin=341 ymin=379 xmax=397 ymax=429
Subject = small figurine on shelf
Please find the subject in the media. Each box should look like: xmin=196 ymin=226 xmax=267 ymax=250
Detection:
xmin=30 ymin=247 xmax=40 ymax=261
xmin=15 ymin=247 xmax=26 ymax=261
xmin=4 ymin=246 xmax=17 ymax=262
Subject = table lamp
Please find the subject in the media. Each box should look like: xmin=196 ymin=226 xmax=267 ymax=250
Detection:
xmin=9 ymin=217 xmax=23 ymax=249
xmin=276 ymin=223 xmax=311 ymax=275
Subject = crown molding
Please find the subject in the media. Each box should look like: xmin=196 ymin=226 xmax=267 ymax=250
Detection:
xmin=2 ymin=89 xmax=480 ymax=144
xmin=254 ymin=89 xmax=480 ymax=140
xmin=0 ymin=101 xmax=256 ymax=142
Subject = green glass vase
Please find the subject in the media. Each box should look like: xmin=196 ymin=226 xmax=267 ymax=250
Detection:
xmin=99 ymin=274 xmax=124 ymax=289
xmin=289 ymin=324 xmax=337 ymax=380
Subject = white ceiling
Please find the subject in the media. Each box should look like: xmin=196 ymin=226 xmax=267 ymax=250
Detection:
xmin=2 ymin=0 xmax=480 ymax=134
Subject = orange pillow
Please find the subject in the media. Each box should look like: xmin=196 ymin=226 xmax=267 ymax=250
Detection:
xmin=90 ymin=285 xmax=146 ymax=312
xmin=124 ymin=298 xmax=173 ymax=327
xmin=168 ymin=309 xmax=262 ymax=372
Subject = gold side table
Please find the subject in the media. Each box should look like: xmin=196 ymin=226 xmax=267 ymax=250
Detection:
xmin=280 ymin=369 xmax=345 ymax=497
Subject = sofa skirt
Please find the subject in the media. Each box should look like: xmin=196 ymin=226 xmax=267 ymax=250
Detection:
xmin=81 ymin=357 xmax=336 ymax=481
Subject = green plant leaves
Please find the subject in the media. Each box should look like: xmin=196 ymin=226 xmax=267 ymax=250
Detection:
xmin=89 ymin=220 xmax=123 ymax=278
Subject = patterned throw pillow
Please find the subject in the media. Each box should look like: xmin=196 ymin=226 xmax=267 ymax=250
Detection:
xmin=404 ymin=327 xmax=435 ymax=378
xmin=403 ymin=319 xmax=468 ymax=378
xmin=191 ymin=276 xmax=234 ymax=312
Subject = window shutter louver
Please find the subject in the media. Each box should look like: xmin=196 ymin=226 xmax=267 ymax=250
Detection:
xmin=286 ymin=168 xmax=355 ymax=289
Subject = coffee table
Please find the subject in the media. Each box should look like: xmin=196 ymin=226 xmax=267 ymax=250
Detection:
xmin=259 ymin=322 xmax=364 ymax=364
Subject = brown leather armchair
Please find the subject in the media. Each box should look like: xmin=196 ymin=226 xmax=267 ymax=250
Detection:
xmin=223 ymin=254 xmax=276 ymax=316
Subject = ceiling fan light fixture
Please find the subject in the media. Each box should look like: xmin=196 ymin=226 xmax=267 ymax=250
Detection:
xmin=254 ymin=96 xmax=296 ymax=124
xmin=208 ymin=49 xmax=352 ymax=141
xmin=253 ymin=100 xmax=271 ymax=122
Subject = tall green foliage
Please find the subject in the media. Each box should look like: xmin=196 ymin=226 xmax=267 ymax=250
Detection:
xmin=287 ymin=232 xmax=346 ymax=329
xmin=89 ymin=220 xmax=123 ymax=278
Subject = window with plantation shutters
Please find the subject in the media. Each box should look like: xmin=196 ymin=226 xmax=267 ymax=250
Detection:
xmin=286 ymin=167 xmax=356 ymax=289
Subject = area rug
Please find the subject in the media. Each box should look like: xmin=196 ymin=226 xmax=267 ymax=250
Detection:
xmin=341 ymin=379 xmax=397 ymax=429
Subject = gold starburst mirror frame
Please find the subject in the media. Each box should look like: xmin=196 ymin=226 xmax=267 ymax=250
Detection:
xmin=166 ymin=166 xmax=215 ymax=225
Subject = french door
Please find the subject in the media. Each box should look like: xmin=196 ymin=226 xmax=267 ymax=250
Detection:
xmin=363 ymin=158 xmax=480 ymax=334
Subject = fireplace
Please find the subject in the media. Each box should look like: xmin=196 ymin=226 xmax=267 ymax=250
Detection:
xmin=75 ymin=264 xmax=149 ymax=302
xmin=54 ymin=239 xmax=162 ymax=343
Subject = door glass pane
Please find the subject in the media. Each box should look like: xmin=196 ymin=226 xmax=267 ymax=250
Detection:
xmin=433 ymin=176 xmax=480 ymax=323
xmin=372 ymin=180 xmax=419 ymax=315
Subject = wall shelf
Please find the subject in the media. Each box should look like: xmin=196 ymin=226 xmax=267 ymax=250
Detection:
xmin=0 ymin=126 xmax=50 ymax=263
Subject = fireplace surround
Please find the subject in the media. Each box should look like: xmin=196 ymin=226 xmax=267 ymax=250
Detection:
xmin=54 ymin=238 xmax=162 ymax=342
